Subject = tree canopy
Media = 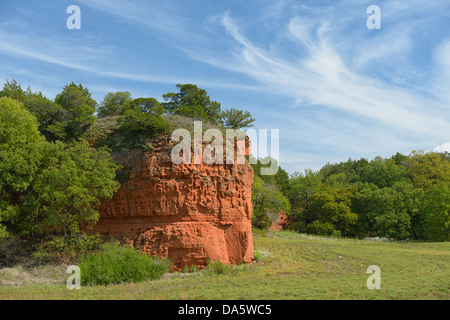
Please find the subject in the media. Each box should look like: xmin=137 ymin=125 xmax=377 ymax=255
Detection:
xmin=97 ymin=91 xmax=132 ymax=118
xmin=55 ymin=82 xmax=97 ymax=141
xmin=162 ymin=84 xmax=222 ymax=125
xmin=0 ymin=93 xmax=119 ymax=249
xmin=221 ymin=107 xmax=255 ymax=129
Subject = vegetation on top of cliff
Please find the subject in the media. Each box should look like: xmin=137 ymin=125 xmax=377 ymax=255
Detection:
xmin=89 ymin=84 xmax=252 ymax=152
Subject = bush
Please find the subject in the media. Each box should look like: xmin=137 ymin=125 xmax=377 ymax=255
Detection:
xmin=253 ymin=247 xmax=271 ymax=262
xmin=306 ymin=220 xmax=336 ymax=236
xmin=32 ymin=234 xmax=104 ymax=262
xmin=287 ymin=221 xmax=307 ymax=233
xmin=79 ymin=244 xmax=170 ymax=286
xmin=205 ymin=260 xmax=231 ymax=275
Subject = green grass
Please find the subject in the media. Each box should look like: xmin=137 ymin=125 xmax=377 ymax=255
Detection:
xmin=1 ymin=231 xmax=449 ymax=300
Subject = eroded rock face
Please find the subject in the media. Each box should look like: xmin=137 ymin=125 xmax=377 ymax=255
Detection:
xmin=93 ymin=136 xmax=254 ymax=269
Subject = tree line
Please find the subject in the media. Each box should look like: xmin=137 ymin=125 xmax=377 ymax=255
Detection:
xmin=251 ymin=152 xmax=450 ymax=241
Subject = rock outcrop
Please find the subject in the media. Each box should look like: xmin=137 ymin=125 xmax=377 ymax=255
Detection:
xmin=93 ymin=135 xmax=254 ymax=269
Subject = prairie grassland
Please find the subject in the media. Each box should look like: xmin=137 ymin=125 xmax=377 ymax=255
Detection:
xmin=0 ymin=231 xmax=449 ymax=300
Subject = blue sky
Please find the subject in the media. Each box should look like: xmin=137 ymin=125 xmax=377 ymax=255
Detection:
xmin=1 ymin=0 xmax=449 ymax=173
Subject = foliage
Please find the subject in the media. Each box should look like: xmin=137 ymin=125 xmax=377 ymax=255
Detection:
xmin=358 ymin=157 xmax=409 ymax=188
xmin=162 ymin=84 xmax=222 ymax=125
xmin=354 ymin=182 xmax=423 ymax=240
xmin=251 ymin=175 xmax=290 ymax=229
xmin=79 ymin=243 xmax=170 ymax=286
xmin=55 ymin=82 xmax=97 ymax=141
xmin=221 ymin=107 xmax=255 ymax=129
xmin=420 ymin=182 xmax=450 ymax=241
xmin=118 ymin=97 xmax=170 ymax=148
xmin=97 ymin=91 xmax=132 ymax=118
xmin=22 ymin=92 xmax=67 ymax=141
xmin=205 ymin=260 xmax=228 ymax=274
xmin=0 ymin=94 xmax=120 ymax=249
xmin=21 ymin=140 xmax=121 ymax=243
xmin=1 ymin=80 xmax=66 ymax=142
xmin=288 ymin=169 xmax=324 ymax=213
xmin=303 ymin=187 xmax=358 ymax=237
xmin=405 ymin=151 xmax=450 ymax=190
xmin=0 ymin=97 xmax=46 ymax=237
xmin=254 ymin=149 xmax=450 ymax=241
xmin=31 ymin=233 xmax=104 ymax=262
xmin=0 ymin=79 xmax=27 ymax=101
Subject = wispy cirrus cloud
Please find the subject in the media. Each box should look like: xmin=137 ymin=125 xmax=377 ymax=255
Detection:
xmin=1 ymin=0 xmax=449 ymax=172
xmin=184 ymin=3 xmax=450 ymax=165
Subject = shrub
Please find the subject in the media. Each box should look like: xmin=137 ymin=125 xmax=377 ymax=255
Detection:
xmin=79 ymin=244 xmax=170 ymax=286
xmin=32 ymin=233 xmax=103 ymax=262
xmin=287 ymin=221 xmax=307 ymax=233
xmin=206 ymin=260 xmax=229 ymax=274
xmin=306 ymin=220 xmax=336 ymax=236
xmin=253 ymin=247 xmax=271 ymax=262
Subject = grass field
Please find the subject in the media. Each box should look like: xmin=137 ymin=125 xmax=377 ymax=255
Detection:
xmin=0 ymin=231 xmax=449 ymax=300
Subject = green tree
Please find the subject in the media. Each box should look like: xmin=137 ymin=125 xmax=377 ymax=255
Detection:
xmin=1 ymin=80 xmax=67 ymax=141
xmin=55 ymin=82 xmax=97 ymax=141
xmin=354 ymin=181 xmax=423 ymax=240
xmin=0 ymin=97 xmax=46 ymax=237
xmin=420 ymin=182 xmax=450 ymax=241
xmin=324 ymin=173 xmax=352 ymax=189
xmin=303 ymin=187 xmax=358 ymax=237
xmin=22 ymin=92 xmax=67 ymax=141
xmin=358 ymin=158 xmax=409 ymax=188
xmin=252 ymin=175 xmax=291 ymax=229
xmin=118 ymin=97 xmax=170 ymax=148
xmin=319 ymin=158 xmax=369 ymax=182
xmin=250 ymin=156 xmax=290 ymax=194
xmin=24 ymin=140 xmax=120 ymax=244
xmin=288 ymin=169 xmax=324 ymax=214
xmin=405 ymin=151 xmax=450 ymax=190
xmin=97 ymin=91 xmax=132 ymax=118
xmin=0 ymin=79 xmax=27 ymax=101
xmin=221 ymin=108 xmax=255 ymax=129
xmin=162 ymin=84 xmax=222 ymax=125
xmin=0 ymin=96 xmax=120 ymax=246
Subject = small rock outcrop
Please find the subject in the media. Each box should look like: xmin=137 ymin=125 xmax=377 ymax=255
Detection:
xmin=93 ymin=135 xmax=254 ymax=269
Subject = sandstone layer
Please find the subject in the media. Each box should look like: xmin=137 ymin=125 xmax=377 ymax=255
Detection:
xmin=93 ymin=136 xmax=254 ymax=269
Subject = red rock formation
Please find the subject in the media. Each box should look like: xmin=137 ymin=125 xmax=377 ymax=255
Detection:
xmin=93 ymin=136 xmax=254 ymax=269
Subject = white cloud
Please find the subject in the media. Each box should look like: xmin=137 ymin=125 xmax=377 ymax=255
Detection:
xmin=211 ymin=13 xmax=450 ymax=135
xmin=182 ymin=4 xmax=450 ymax=170
xmin=2 ymin=0 xmax=449 ymax=172
xmin=434 ymin=142 xmax=450 ymax=153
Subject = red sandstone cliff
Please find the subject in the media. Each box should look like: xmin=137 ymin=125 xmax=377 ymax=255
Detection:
xmin=93 ymin=136 xmax=254 ymax=269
